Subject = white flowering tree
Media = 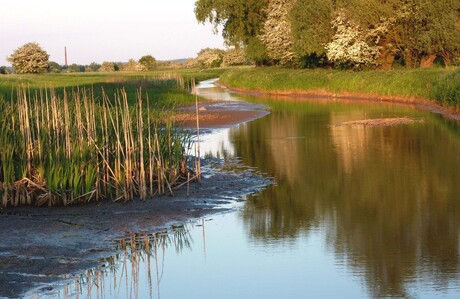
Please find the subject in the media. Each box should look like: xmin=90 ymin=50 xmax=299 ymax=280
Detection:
xmin=222 ymin=48 xmax=248 ymax=67
xmin=99 ymin=62 xmax=116 ymax=72
xmin=260 ymin=0 xmax=296 ymax=66
xmin=326 ymin=11 xmax=381 ymax=68
xmin=195 ymin=48 xmax=225 ymax=68
xmin=121 ymin=59 xmax=146 ymax=72
xmin=7 ymin=42 xmax=49 ymax=74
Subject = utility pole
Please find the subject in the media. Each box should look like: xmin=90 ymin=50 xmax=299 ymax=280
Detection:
xmin=64 ymin=46 xmax=68 ymax=66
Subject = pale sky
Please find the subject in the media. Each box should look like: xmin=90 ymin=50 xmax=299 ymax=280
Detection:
xmin=0 ymin=0 xmax=225 ymax=66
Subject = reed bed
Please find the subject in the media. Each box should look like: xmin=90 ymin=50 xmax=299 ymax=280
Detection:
xmin=0 ymin=85 xmax=196 ymax=207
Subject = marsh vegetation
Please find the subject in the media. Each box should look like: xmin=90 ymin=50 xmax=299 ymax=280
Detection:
xmin=0 ymin=72 xmax=224 ymax=208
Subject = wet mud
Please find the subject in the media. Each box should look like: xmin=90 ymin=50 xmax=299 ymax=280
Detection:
xmin=0 ymin=159 xmax=271 ymax=298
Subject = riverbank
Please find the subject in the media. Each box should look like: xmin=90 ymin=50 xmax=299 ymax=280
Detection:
xmin=0 ymin=158 xmax=270 ymax=298
xmin=0 ymin=82 xmax=272 ymax=298
xmin=220 ymin=67 xmax=460 ymax=119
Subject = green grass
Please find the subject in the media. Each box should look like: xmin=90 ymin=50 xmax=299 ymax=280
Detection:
xmin=0 ymin=68 xmax=227 ymax=108
xmin=0 ymin=68 xmax=227 ymax=208
xmin=220 ymin=67 xmax=460 ymax=109
xmin=0 ymin=86 xmax=195 ymax=207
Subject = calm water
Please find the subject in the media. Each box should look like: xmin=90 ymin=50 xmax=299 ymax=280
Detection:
xmin=35 ymin=80 xmax=460 ymax=298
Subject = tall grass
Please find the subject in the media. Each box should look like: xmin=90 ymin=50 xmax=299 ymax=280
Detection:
xmin=0 ymin=84 xmax=196 ymax=207
xmin=431 ymin=69 xmax=460 ymax=109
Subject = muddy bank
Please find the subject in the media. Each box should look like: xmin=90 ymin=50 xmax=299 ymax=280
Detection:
xmin=0 ymin=158 xmax=271 ymax=298
xmin=0 ymin=79 xmax=273 ymax=298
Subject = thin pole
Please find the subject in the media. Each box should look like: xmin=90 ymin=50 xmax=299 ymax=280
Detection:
xmin=64 ymin=46 xmax=68 ymax=66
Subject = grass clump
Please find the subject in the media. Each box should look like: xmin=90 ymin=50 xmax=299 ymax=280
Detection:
xmin=431 ymin=68 xmax=460 ymax=109
xmin=0 ymin=85 xmax=194 ymax=208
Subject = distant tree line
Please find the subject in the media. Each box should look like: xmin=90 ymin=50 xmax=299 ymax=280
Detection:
xmin=2 ymin=42 xmax=252 ymax=74
xmin=195 ymin=0 xmax=460 ymax=69
xmin=2 ymin=43 xmax=166 ymax=74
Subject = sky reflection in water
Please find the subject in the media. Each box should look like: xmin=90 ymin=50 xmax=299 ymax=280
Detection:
xmin=34 ymin=81 xmax=460 ymax=299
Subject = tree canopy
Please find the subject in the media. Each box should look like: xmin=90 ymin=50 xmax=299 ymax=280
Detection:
xmin=139 ymin=55 xmax=157 ymax=71
xmin=195 ymin=0 xmax=460 ymax=69
xmin=195 ymin=0 xmax=269 ymax=45
xmin=7 ymin=42 xmax=49 ymax=74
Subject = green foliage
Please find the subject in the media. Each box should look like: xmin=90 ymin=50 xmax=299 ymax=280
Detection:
xmin=414 ymin=0 xmax=460 ymax=60
xmin=86 ymin=62 xmax=101 ymax=72
xmin=139 ymin=55 xmax=157 ymax=71
xmin=0 ymin=66 xmax=10 ymax=75
xmin=121 ymin=59 xmax=146 ymax=72
xmin=194 ymin=0 xmax=269 ymax=46
xmin=190 ymin=48 xmax=225 ymax=69
xmin=67 ymin=63 xmax=85 ymax=73
xmin=7 ymin=42 xmax=49 ymax=74
xmin=48 ymin=61 xmax=62 ymax=73
xmin=290 ymin=0 xmax=333 ymax=59
xmin=196 ymin=0 xmax=460 ymax=69
xmin=99 ymin=61 xmax=116 ymax=72
xmin=245 ymin=37 xmax=270 ymax=65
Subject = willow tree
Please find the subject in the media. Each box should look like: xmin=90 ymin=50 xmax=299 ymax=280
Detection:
xmin=7 ymin=42 xmax=49 ymax=74
xmin=414 ymin=0 xmax=460 ymax=67
xmin=194 ymin=0 xmax=269 ymax=64
xmin=290 ymin=0 xmax=333 ymax=67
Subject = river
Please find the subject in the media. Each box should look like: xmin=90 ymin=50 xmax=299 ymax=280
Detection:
xmin=32 ymin=79 xmax=460 ymax=298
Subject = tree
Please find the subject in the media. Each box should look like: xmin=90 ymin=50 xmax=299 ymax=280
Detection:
xmin=260 ymin=0 xmax=295 ymax=66
xmin=99 ymin=62 xmax=116 ymax=72
xmin=414 ymin=0 xmax=460 ymax=67
xmin=7 ymin=42 xmax=49 ymax=74
xmin=222 ymin=48 xmax=249 ymax=66
xmin=139 ymin=55 xmax=157 ymax=71
xmin=290 ymin=0 xmax=333 ymax=67
xmin=0 ymin=66 xmax=11 ymax=75
xmin=326 ymin=10 xmax=381 ymax=68
xmin=121 ymin=59 xmax=146 ymax=72
xmin=195 ymin=0 xmax=269 ymax=46
xmin=85 ymin=62 xmax=101 ymax=72
xmin=67 ymin=64 xmax=85 ymax=73
xmin=195 ymin=48 xmax=225 ymax=68
xmin=245 ymin=37 xmax=270 ymax=65
xmin=48 ymin=61 xmax=62 ymax=73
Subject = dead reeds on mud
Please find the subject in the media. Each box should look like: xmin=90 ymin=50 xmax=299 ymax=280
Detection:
xmin=0 ymin=85 xmax=198 ymax=207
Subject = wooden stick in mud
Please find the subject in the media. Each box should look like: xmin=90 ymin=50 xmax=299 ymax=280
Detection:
xmin=194 ymin=80 xmax=201 ymax=183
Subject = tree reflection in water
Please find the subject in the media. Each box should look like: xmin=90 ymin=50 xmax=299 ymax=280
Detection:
xmin=230 ymin=95 xmax=460 ymax=298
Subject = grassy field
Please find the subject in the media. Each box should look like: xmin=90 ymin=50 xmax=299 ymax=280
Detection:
xmin=220 ymin=67 xmax=460 ymax=109
xmin=0 ymin=68 xmax=227 ymax=107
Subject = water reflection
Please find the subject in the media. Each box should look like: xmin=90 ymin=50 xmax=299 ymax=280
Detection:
xmin=231 ymin=96 xmax=460 ymax=297
xmin=30 ymin=84 xmax=460 ymax=298
xmin=34 ymin=225 xmax=194 ymax=299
